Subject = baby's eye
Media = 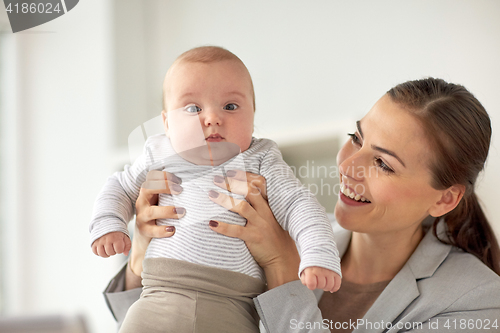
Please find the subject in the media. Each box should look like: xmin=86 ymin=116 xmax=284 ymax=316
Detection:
xmin=184 ymin=104 xmax=202 ymax=113
xmin=224 ymin=103 xmax=238 ymax=111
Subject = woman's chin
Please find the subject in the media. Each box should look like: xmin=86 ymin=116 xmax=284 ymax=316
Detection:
xmin=334 ymin=204 xmax=349 ymax=228
xmin=334 ymin=204 xmax=365 ymax=232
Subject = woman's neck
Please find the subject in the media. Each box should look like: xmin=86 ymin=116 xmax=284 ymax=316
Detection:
xmin=341 ymin=224 xmax=424 ymax=284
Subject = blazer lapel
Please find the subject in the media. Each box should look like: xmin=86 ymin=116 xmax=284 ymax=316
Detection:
xmin=324 ymin=216 xmax=452 ymax=333
xmin=327 ymin=220 xmax=420 ymax=333
xmin=353 ymin=219 xmax=452 ymax=333
xmin=354 ymin=264 xmax=419 ymax=333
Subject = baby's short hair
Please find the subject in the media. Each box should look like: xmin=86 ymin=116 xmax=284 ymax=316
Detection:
xmin=175 ymin=45 xmax=242 ymax=64
xmin=163 ymin=46 xmax=255 ymax=111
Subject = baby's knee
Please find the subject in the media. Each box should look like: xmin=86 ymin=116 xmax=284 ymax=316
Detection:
xmin=119 ymin=299 xmax=162 ymax=333
xmin=120 ymin=296 xmax=196 ymax=333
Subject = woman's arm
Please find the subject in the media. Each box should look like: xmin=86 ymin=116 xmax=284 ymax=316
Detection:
xmin=255 ymin=281 xmax=327 ymax=333
xmin=103 ymin=170 xmax=184 ymax=324
xmin=209 ymin=171 xmax=330 ymax=332
xmin=128 ymin=170 xmax=184 ymax=278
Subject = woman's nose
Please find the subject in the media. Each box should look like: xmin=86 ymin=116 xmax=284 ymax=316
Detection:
xmin=203 ymin=108 xmax=222 ymax=126
xmin=338 ymin=152 xmax=365 ymax=182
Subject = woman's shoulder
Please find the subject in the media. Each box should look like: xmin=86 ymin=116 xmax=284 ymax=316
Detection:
xmin=426 ymin=246 xmax=500 ymax=303
xmin=363 ymin=224 xmax=500 ymax=329
xmin=417 ymin=221 xmax=500 ymax=292
xmin=400 ymin=246 xmax=500 ymax=329
xmin=411 ymin=221 xmax=500 ymax=303
xmin=396 ymin=228 xmax=500 ymax=327
xmin=445 ymin=246 xmax=500 ymax=281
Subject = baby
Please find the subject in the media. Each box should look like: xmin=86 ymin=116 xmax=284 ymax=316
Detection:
xmin=90 ymin=46 xmax=341 ymax=333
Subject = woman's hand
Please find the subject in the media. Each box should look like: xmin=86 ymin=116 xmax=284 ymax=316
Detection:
xmin=208 ymin=170 xmax=300 ymax=289
xmin=129 ymin=170 xmax=185 ymax=279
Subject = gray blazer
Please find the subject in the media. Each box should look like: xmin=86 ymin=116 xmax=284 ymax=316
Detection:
xmin=104 ymin=218 xmax=500 ymax=332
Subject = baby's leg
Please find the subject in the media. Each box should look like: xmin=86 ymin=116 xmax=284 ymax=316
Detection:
xmin=195 ymin=290 xmax=260 ymax=333
xmin=119 ymin=258 xmax=264 ymax=333
xmin=119 ymin=288 xmax=196 ymax=333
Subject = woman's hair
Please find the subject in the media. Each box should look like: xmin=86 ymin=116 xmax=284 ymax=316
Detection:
xmin=387 ymin=77 xmax=500 ymax=275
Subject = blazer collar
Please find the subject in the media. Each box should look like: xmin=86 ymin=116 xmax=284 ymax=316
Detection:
xmin=325 ymin=216 xmax=453 ymax=332
xmin=406 ymin=218 xmax=452 ymax=279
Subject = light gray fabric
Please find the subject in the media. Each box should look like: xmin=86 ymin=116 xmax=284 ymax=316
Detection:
xmin=119 ymin=258 xmax=264 ymax=333
xmin=103 ymin=263 xmax=141 ymax=328
xmin=91 ymin=134 xmax=341 ymax=280
xmin=254 ymin=217 xmax=500 ymax=332
xmin=104 ymin=216 xmax=500 ymax=332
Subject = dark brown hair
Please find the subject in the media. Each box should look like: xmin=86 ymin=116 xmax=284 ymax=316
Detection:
xmin=388 ymin=77 xmax=500 ymax=275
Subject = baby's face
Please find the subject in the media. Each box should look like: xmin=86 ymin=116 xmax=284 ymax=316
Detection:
xmin=162 ymin=60 xmax=254 ymax=159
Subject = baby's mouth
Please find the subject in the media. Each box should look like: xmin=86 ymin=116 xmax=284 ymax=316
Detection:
xmin=206 ymin=134 xmax=224 ymax=142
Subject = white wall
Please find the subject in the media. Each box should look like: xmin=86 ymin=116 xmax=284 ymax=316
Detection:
xmin=139 ymin=0 xmax=500 ymax=235
xmin=1 ymin=1 xmax=121 ymax=332
xmin=1 ymin=1 xmax=499 ymax=332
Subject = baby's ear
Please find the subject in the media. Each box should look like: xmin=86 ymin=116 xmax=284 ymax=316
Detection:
xmin=161 ymin=110 xmax=169 ymax=137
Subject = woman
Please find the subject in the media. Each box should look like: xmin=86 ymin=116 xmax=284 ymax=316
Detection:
xmin=104 ymin=78 xmax=500 ymax=332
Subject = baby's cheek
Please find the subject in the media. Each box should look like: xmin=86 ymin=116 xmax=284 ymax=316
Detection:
xmin=171 ymin=127 xmax=206 ymax=153
xmin=238 ymin=136 xmax=253 ymax=152
xmin=233 ymin=112 xmax=254 ymax=152
xmin=232 ymin=127 xmax=254 ymax=152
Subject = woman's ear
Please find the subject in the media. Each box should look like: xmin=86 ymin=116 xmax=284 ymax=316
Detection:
xmin=161 ymin=110 xmax=169 ymax=137
xmin=429 ymin=185 xmax=465 ymax=217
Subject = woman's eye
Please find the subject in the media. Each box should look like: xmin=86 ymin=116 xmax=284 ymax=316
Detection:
xmin=375 ymin=158 xmax=394 ymax=174
xmin=347 ymin=133 xmax=361 ymax=146
xmin=184 ymin=105 xmax=202 ymax=113
xmin=224 ymin=103 xmax=238 ymax=111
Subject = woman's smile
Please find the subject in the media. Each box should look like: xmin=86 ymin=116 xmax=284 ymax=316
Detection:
xmin=338 ymin=182 xmax=371 ymax=206
xmin=334 ymin=94 xmax=444 ymax=234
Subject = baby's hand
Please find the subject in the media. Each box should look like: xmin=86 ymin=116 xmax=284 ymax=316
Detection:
xmin=91 ymin=231 xmax=131 ymax=258
xmin=300 ymin=266 xmax=342 ymax=293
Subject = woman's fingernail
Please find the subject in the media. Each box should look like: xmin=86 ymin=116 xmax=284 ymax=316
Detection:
xmin=173 ymin=207 xmax=185 ymax=215
xmin=171 ymin=184 xmax=182 ymax=192
xmin=166 ymin=226 xmax=175 ymax=232
xmin=172 ymin=175 xmax=182 ymax=185
xmin=164 ymin=171 xmax=182 ymax=185
xmin=208 ymin=190 xmax=219 ymax=198
xmin=226 ymin=170 xmax=237 ymax=177
xmin=209 ymin=220 xmax=219 ymax=227
xmin=214 ymin=175 xmax=224 ymax=183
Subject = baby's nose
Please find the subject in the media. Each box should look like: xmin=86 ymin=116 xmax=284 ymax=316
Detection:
xmin=203 ymin=109 xmax=222 ymax=126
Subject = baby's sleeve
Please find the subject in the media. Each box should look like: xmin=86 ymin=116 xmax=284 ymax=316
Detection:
xmin=88 ymin=141 xmax=150 ymax=246
xmin=259 ymin=141 xmax=341 ymax=278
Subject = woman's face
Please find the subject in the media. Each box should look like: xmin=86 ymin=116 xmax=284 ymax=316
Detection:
xmin=335 ymin=94 xmax=444 ymax=234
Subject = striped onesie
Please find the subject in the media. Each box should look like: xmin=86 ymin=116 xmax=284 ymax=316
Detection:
xmin=89 ymin=134 xmax=341 ymax=281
